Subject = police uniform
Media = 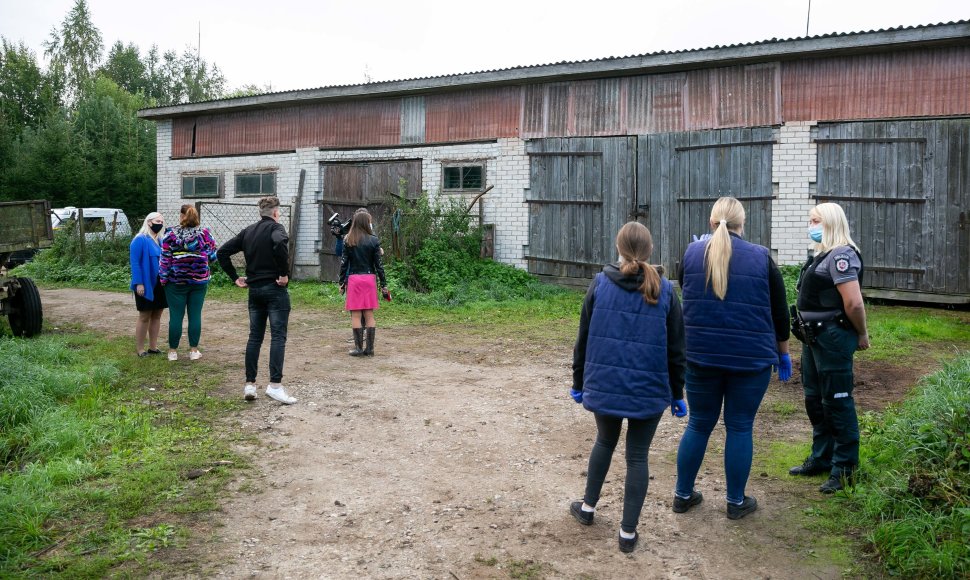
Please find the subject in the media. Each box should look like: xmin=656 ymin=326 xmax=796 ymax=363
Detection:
xmin=795 ymin=246 xmax=864 ymax=480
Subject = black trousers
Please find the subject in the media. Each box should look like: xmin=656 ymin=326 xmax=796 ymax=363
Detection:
xmin=245 ymin=284 xmax=291 ymax=383
xmin=583 ymin=413 xmax=662 ymax=533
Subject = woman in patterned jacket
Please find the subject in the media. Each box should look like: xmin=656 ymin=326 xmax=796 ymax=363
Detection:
xmin=159 ymin=204 xmax=217 ymax=361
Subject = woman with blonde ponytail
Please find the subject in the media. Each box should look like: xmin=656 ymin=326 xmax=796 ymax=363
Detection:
xmin=673 ymin=196 xmax=792 ymax=521
xmin=568 ymin=222 xmax=686 ymax=554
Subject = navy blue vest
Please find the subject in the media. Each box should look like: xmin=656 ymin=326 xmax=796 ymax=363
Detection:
xmin=583 ymin=273 xmax=673 ymax=419
xmin=681 ymin=236 xmax=776 ymax=372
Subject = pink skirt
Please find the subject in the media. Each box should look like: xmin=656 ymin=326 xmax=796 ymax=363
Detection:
xmin=345 ymin=274 xmax=379 ymax=311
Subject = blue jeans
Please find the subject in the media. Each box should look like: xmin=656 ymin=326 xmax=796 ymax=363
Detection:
xmin=246 ymin=284 xmax=290 ymax=383
xmin=675 ymin=364 xmax=770 ymax=504
xmin=583 ymin=413 xmax=661 ymax=533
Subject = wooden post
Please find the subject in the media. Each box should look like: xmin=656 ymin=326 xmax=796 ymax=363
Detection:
xmin=289 ymin=169 xmax=305 ymax=276
xmin=111 ymin=210 xmax=118 ymax=241
xmin=76 ymin=207 xmax=85 ymax=261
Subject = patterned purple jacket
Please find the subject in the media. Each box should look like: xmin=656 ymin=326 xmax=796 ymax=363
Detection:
xmin=159 ymin=226 xmax=217 ymax=285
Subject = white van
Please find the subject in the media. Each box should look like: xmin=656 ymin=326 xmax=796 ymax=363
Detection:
xmin=51 ymin=207 xmax=132 ymax=240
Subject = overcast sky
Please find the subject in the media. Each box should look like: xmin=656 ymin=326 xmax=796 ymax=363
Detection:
xmin=1 ymin=0 xmax=967 ymax=93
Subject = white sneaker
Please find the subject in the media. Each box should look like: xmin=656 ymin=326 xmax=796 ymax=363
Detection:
xmin=266 ymin=385 xmax=297 ymax=405
xmin=168 ymin=350 xmax=178 ymax=361
xmin=244 ymin=384 xmax=258 ymax=401
xmin=189 ymin=350 xmax=202 ymax=360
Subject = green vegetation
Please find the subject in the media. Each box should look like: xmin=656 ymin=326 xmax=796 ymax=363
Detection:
xmin=0 ymin=328 xmax=245 ymax=577
xmin=822 ymin=355 xmax=970 ymax=578
xmin=863 ymin=305 xmax=970 ymax=361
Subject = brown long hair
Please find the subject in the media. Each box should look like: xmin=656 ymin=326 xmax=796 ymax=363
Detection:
xmin=180 ymin=204 xmax=200 ymax=228
xmin=344 ymin=210 xmax=372 ymax=247
xmin=616 ymin=222 xmax=661 ymax=305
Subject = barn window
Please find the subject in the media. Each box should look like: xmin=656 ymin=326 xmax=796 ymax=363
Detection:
xmin=235 ymin=171 xmax=277 ymax=196
xmin=181 ymin=174 xmax=222 ymax=199
xmin=442 ymin=163 xmax=484 ymax=192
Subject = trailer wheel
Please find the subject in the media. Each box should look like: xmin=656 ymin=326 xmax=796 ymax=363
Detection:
xmin=8 ymin=277 xmax=43 ymax=337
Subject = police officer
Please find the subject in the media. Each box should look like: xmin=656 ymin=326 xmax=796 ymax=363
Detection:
xmin=789 ymin=202 xmax=869 ymax=493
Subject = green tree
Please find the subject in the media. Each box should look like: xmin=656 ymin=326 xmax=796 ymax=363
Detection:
xmin=2 ymin=111 xmax=90 ymax=206
xmin=43 ymin=0 xmax=103 ymax=103
xmin=99 ymin=41 xmax=146 ymax=96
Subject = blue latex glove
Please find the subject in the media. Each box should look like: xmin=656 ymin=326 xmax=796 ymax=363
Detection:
xmin=671 ymin=399 xmax=687 ymax=417
xmin=776 ymin=353 xmax=793 ymax=382
xmin=569 ymin=389 xmax=583 ymax=404
xmin=691 ymin=233 xmax=713 ymax=242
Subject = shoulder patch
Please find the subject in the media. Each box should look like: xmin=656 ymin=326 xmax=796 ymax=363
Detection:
xmin=834 ymin=254 xmax=850 ymax=273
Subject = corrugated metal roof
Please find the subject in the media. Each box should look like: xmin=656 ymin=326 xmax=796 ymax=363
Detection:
xmin=140 ymin=20 xmax=970 ymax=119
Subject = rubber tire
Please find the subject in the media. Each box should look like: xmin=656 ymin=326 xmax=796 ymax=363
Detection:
xmin=8 ymin=277 xmax=43 ymax=337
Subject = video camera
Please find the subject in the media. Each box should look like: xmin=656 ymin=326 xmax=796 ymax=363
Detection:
xmin=328 ymin=212 xmax=351 ymax=238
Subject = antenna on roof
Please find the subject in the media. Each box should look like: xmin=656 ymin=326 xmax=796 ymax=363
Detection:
xmin=198 ymin=22 xmax=201 ymax=66
xmin=805 ymin=0 xmax=812 ymax=36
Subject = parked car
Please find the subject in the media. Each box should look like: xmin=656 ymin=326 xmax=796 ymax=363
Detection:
xmin=51 ymin=207 xmax=132 ymax=240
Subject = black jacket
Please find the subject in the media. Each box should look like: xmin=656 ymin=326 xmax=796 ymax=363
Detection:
xmin=339 ymin=235 xmax=387 ymax=288
xmin=216 ymin=216 xmax=289 ymax=288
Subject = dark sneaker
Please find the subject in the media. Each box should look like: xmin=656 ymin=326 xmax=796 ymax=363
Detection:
xmin=618 ymin=531 xmax=638 ymax=553
xmin=820 ymin=474 xmax=851 ymax=494
xmin=726 ymin=496 xmax=758 ymax=520
xmin=570 ymin=501 xmax=594 ymax=526
xmin=672 ymin=491 xmax=704 ymax=513
xmin=789 ymin=458 xmax=831 ymax=476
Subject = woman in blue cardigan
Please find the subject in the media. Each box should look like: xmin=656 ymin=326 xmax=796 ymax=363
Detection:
xmin=130 ymin=212 xmax=168 ymax=356
xmin=569 ymin=222 xmax=687 ymax=553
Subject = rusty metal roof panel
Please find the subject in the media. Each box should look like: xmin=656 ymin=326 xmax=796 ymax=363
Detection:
xmin=626 ymin=73 xmax=686 ymax=134
xmin=424 ymin=86 xmax=520 ymax=142
xmin=783 ymin=45 xmax=970 ymax=121
xmin=140 ymin=21 xmax=970 ymax=119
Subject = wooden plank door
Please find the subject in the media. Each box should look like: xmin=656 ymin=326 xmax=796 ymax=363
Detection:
xmin=638 ymin=127 xmax=775 ymax=280
xmin=816 ymin=119 xmax=970 ymax=300
xmin=525 ymin=136 xmax=636 ymax=285
xmin=319 ymin=160 xmax=421 ymax=281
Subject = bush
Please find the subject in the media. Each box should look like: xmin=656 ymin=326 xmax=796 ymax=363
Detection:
xmin=13 ymin=225 xmax=132 ymax=289
xmin=382 ymin=191 xmax=566 ymax=306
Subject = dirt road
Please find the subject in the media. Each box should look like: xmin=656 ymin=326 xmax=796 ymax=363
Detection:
xmin=43 ymin=288 xmax=862 ymax=579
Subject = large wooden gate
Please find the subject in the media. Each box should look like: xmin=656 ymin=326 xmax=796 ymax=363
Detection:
xmin=638 ymin=127 xmax=776 ymax=279
xmin=816 ymin=119 xmax=970 ymax=300
xmin=319 ymin=160 xmax=421 ymax=281
xmin=525 ymin=137 xmax=636 ymax=284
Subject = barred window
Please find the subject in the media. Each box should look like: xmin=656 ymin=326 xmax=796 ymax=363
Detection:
xmin=235 ymin=172 xmax=277 ymax=196
xmin=181 ymin=174 xmax=222 ymax=199
xmin=442 ymin=163 xmax=484 ymax=192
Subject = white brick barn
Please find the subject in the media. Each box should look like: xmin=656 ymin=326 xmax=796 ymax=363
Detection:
xmin=138 ymin=21 xmax=970 ymax=303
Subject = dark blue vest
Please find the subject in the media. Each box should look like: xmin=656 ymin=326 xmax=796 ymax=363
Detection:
xmin=681 ymin=236 xmax=776 ymax=372
xmin=583 ymin=273 xmax=673 ymax=419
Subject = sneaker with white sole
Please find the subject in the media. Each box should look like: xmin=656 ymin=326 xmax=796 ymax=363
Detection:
xmin=244 ymin=384 xmax=258 ymax=401
xmin=189 ymin=350 xmax=202 ymax=360
xmin=266 ymin=385 xmax=296 ymax=405
xmin=168 ymin=351 xmax=178 ymax=361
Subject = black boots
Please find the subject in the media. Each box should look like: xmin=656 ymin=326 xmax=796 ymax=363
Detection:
xmin=349 ymin=328 xmax=365 ymax=356
xmin=364 ymin=327 xmax=375 ymax=356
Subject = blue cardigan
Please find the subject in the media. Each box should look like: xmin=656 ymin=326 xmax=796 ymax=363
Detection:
xmin=130 ymin=234 xmax=162 ymax=301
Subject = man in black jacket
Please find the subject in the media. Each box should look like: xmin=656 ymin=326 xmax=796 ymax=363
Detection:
xmin=217 ymin=196 xmax=297 ymax=404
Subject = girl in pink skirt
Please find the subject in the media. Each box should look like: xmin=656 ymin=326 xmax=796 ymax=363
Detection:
xmin=338 ymin=210 xmax=388 ymax=356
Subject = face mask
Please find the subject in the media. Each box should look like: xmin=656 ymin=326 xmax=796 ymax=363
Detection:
xmin=369 ymin=223 xmax=374 ymax=232
xmin=150 ymin=223 xmax=164 ymax=234
xmin=808 ymin=225 xmax=823 ymax=243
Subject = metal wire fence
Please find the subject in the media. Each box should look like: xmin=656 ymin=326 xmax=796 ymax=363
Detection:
xmin=197 ymin=201 xmax=292 ymax=272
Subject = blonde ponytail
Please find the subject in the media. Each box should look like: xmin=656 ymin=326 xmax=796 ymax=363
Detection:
xmin=703 ymin=197 xmax=746 ymax=300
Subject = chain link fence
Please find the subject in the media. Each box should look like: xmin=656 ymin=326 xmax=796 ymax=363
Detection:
xmin=197 ymin=201 xmax=292 ymax=272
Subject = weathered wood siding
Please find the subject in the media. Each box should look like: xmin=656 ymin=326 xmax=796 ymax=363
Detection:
xmin=638 ymin=128 xmax=775 ymax=278
xmin=318 ymin=160 xmax=422 ymax=281
xmin=525 ymin=137 xmax=636 ymax=283
xmin=815 ymin=119 xmax=970 ymax=297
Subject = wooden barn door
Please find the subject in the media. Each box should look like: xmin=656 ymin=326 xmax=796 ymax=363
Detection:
xmin=525 ymin=137 xmax=636 ymax=285
xmin=319 ymin=160 xmax=421 ymax=281
xmin=816 ymin=119 xmax=970 ymax=300
xmin=638 ymin=127 xmax=775 ymax=280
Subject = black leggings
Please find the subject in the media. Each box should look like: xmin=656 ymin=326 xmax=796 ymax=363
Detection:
xmin=583 ymin=413 xmax=662 ymax=533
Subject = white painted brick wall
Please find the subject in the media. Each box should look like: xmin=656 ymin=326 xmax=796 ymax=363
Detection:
xmin=154 ymin=130 xmax=531 ymax=279
xmin=771 ymin=121 xmax=818 ymax=265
